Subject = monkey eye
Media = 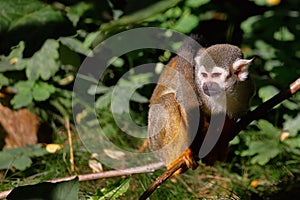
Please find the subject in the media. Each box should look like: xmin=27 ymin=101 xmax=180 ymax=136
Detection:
xmin=212 ymin=72 xmax=221 ymax=78
xmin=201 ymin=72 xmax=208 ymax=78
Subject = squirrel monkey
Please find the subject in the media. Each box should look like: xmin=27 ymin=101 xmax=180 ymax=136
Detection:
xmin=148 ymin=38 xmax=254 ymax=173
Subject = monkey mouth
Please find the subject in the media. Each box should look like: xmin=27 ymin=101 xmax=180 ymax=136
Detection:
xmin=203 ymin=89 xmax=220 ymax=96
xmin=203 ymin=86 xmax=222 ymax=97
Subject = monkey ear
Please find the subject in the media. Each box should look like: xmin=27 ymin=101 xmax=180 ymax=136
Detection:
xmin=231 ymin=58 xmax=254 ymax=81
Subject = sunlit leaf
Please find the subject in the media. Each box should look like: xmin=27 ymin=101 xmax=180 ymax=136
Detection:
xmin=185 ymin=0 xmax=210 ymax=7
xmin=173 ymin=14 xmax=199 ymax=33
xmin=258 ymin=85 xmax=279 ymax=103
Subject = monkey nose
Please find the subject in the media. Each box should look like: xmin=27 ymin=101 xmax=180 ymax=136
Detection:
xmin=203 ymin=82 xmax=222 ymax=97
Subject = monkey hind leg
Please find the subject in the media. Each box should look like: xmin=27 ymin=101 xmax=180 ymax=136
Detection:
xmin=167 ymin=148 xmax=198 ymax=174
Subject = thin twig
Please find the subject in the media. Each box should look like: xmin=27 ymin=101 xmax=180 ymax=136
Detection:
xmin=0 ymin=162 xmax=164 ymax=199
xmin=65 ymin=117 xmax=75 ymax=172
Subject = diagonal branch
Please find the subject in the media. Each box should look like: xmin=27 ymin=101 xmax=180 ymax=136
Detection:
xmin=139 ymin=159 xmax=186 ymax=200
xmin=229 ymin=77 xmax=300 ymax=141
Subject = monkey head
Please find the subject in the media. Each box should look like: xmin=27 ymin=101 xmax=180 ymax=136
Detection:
xmin=194 ymin=44 xmax=254 ymax=117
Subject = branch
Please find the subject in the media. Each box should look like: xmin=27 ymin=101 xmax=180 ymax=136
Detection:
xmin=65 ymin=117 xmax=75 ymax=172
xmin=0 ymin=162 xmax=164 ymax=199
xmin=229 ymin=77 xmax=300 ymax=141
xmin=140 ymin=77 xmax=300 ymax=200
xmin=139 ymin=159 xmax=186 ymax=200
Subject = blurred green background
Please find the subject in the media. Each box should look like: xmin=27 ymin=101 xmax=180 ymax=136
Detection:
xmin=0 ymin=0 xmax=300 ymax=199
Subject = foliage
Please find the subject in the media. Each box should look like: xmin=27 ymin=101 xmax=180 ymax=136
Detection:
xmin=0 ymin=0 xmax=300 ymax=199
xmin=0 ymin=145 xmax=48 ymax=171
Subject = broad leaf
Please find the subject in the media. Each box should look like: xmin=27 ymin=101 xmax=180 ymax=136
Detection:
xmin=0 ymin=151 xmax=14 ymax=170
xmin=11 ymin=91 xmax=33 ymax=109
xmin=25 ymin=39 xmax=60 ymax=80
xmin=32 ymin=82 xmax=56 ymax=101
xmin=13 ymin=154 xmax=32 ymax=171
xmin=7 ymin=177 xmax=79 ymax=200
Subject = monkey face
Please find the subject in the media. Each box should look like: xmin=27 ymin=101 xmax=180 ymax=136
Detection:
xmin=195 ymin=65 xmax=229 ymax=97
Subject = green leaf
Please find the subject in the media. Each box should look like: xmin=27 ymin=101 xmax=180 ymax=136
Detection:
xmin=11 ymin=80 xmax=35 ymax=108
xmin=0 ymin=146 xmax=48 ymax=171
xmin=60 ymin=37 xmax=93 ymax=56
xmin=258 ymin=85 xmax=279 ymax=103
xmin=283 ymin=113 xmax=300 ymax=136
xmin=87 ymin=85 xmax=110 ymax=95
xmin=95 ymin=91 xmax=112 ymax=109
xmin=185 ymin=0 xmax=210 ymax=8
xmin=257 ymin=119 xmax=280 ymax=137
xmin=250 ymin=147 xmax=281 ymax=165
xmin=98 ymin=178 xmax=130 ymax=200
xmin=32 ymin=82 xmax=56 ymax=101
xmin=284 ymin=137 xmax=300 ymax=148
xmin=241 ymin=140 xmax=281 ymax=165
xmin=0 ymin=41 xmax=26 ymax=72
xmin=131 ymin=92 xmax=149 ymax=103
xmin=0 ymin=0 xmax=63 ymax=32
xmin=25 ymin=39 xmax=59 ymax=80
xmin=273 ymin=26 xmax=295 ymax=41
xmin=66 ymin=2 xmax=93 ymax=26
xmin=14 ymin=80 xmax=35 ymax=92
xmin=254 ymin=40 xmax=277 ymax=60
xmin=0 ymin=74 xmax=9 ymax=87
xmin=282 ymin=99 xmax=299 ymax=110
xmin=51 ymin=178 xmax=79 ymax=200
xmin=11 ymin=91 xmax=33 ymax=109
xmin=83 ymin=31 xmax=101 ymax=48
xmin=13 ymin=154 xmax=32 ymax=171
xmin=28 ymin=145 xmax=48 ymax=157
xmin=0 ymin=151 xmax=14 ymax=170
xmin=173 ymin=14 xmax=199 ymax=33
xmin=7 ymin=177 xmax=79 ymax=200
